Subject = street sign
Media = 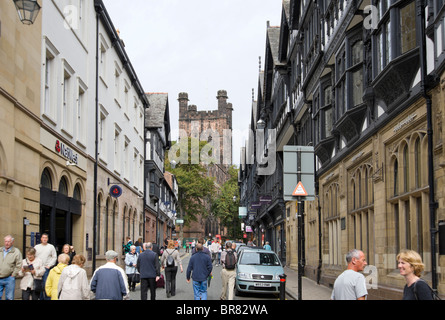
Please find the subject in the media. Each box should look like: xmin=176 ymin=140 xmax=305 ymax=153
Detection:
xmin=292 ymin=181 xmax=308 ymax=197
xmin=283 ymin=145 xmax=315 ymax=201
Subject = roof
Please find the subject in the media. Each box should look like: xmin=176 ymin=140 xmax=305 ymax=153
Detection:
xmin=145 ymin=93 xmax=168 ymax=128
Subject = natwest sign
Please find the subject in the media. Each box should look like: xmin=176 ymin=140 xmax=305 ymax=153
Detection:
xmin=55 ymin=140 xmax=78 ymax=165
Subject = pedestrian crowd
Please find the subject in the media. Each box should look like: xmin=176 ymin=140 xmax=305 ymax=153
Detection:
xmin=1 ymin=233 xmax=440 ymax=300
xmin=0 ymin=234 xmax=239 ymax=300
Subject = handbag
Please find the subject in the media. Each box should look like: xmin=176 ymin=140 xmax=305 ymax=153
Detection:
xmin=32 ymin=276 xmax=43 ymax=292
xmin=131 ymin=272 xmax=140 ymax=283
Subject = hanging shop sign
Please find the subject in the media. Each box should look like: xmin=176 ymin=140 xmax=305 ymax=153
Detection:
xmin=109 ymin=185 xmax=123 ymax=198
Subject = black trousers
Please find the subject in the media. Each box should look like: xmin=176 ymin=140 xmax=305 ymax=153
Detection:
xmin=140 ymin=278 xmax=156 ymax=300
xmin=165 ymin=266 xmax=178 ymax=296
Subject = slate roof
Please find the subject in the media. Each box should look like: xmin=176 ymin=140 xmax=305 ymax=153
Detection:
xmin=145 ymin=93 xmax=168 ymax=128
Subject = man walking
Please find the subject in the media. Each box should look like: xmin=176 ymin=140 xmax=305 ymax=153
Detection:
xmin=0 ymin=235 xmax=22 ymax=300
xmin=137 ymin=242 xmax=160 ymax=300
xmin=90 ymin=250 xmax=129 ymax=300
xmin=210 ymin=239 xmax=220 ymax=266
xmin=331 ymin=249 xmax=368 ymax=300
xmin=220 ymin=241 xmax=237 ymax=300
xmin=186 ymin=243 xmax=213 ymax=300
xmin=34 ymin=233 xmax=57 ymax=300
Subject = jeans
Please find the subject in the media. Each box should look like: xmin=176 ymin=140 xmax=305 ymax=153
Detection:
xmin=40 ymin=268 xmax=50 ymax=300
xmin=192 ymin=280 xmax=208 ymax=300
xmin=0 ymin=276 xmax=16 ymax=300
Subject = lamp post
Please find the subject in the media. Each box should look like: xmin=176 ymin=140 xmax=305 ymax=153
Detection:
xmin=13 ymin=0 xmax=41 ymax=25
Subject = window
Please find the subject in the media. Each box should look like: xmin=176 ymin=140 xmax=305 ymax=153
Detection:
xmin=114 ymin=66 xmax=121 ymax=103
xmin=114 ymin=125 xmax=121 ymax=173
xmin=124 ymin=137 xmax=130 ymax=180
xmin=336 ymin=51 xmax=346 ymax=118
xmin=387 ymin=132 xmax=429 ymax=263
xmin=77 ymin=80 xmax=87 ymax=146
xmin=400 ymin=1 xmax=416 ymax=54
xmin=59 ymin=176 xmax=68 ymax=195
xmin=393 ymin=158 xmax=399 ymax=196
xmin=99 ymin=108 xmax=108 ymax=161
xmin=44 ymin=52 xmax=55 ymax=118
xmin=403 ymin=145 xmax=409 ymax=192
xmin=349 ymin=164 xmax=375 ymax=265
xmin=41 ymin=168 xmax=52 ymax=189
xmin=373 ymin=1 xmax=417 ymax=77
xmin=325 ymin=182 xmax=341 ymax=265
xmin=415 ymin=137 xmax=421 ymax=188
xmin=351 ymin=40 xmax=364 ymax=107
xmin=62 ymin=62 xmax=75 ymax=135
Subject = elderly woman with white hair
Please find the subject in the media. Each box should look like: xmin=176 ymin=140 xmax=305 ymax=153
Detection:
xmin=125 ymin=245 xmax=140 ymax=291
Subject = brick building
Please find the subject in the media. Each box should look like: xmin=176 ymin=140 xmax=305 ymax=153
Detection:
xmin=178 ymin=90 xmax=233 ymax=240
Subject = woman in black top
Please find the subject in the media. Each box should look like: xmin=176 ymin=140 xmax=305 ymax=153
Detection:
xmin=397 ymin=250 xmax=433 ymax=300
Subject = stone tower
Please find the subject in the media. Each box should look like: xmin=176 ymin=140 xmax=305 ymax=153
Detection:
xmin=178 ymin=90 xmax=233 ymax=169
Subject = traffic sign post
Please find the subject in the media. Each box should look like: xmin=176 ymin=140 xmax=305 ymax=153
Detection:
xmin=283 ymin=146 xmax=315 ymax=300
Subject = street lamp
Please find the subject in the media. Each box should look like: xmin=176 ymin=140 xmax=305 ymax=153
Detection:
xmin=13 ymin=0 xmax=41 ymax=25
xmin=257 ymin=119 xmax=266 ymax=130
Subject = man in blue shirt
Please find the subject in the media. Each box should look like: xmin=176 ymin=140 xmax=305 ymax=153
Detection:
xmin=186 ymin=243 xmax=213 ymax=300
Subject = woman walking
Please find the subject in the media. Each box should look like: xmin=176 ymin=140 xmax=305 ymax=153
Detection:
xmin=58 ymin=255 xmax=90 ymax=300
xmin=160 ymin=240 xmax=183 ymax=297
xmin=125 ymin=245 xmax=139 ymax=291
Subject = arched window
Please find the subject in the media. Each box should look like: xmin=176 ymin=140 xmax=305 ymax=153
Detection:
xmin=415 ymin=137 xmax=421 ymax=188
xmin=96 ymin=194 xmax=102 ymax=254
xmin=403 ymin=145 xmax=409 ymax=192
xmin=104 ymin=198 xmax=110 ymax=252
xmin=73 ymin=184 xmax=81 ymax=201
xmin=59 ymin=176 xmax=68 ymax=195
xmin=41 ymin=168 xmax=52 ymax=189
xmin=394 ymin=159 xmax=399 ymax=196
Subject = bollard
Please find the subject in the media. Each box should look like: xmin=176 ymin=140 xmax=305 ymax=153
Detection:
xmin=279 ymin=274 xmax=287 ymax=300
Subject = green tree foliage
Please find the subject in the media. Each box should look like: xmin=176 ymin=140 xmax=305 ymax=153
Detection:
xmin=165 ymin=138 xmax=215 ymax=226
xmin=211 ymin=165 xmax=241 ymax=239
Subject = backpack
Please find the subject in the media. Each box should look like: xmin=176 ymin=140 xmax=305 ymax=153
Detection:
xmin=225 ymin=250 xmax=236 ymax=270
xmin=166 ymin=250 xmax=175 ymax=267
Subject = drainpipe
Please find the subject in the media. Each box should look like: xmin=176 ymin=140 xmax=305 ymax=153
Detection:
xmin=92 ymin=2 xmax=102 ymax=272
xmin=418 ymin=0 xmax=438 ymax=291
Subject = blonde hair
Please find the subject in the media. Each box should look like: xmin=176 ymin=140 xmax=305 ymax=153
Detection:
xmin=397 ymin=250 xmax=425 ymax=277
xmin=167 ymin=240 xmax=175 ymax=249
xmin=58 ymin=253 xmax=70 ymax=265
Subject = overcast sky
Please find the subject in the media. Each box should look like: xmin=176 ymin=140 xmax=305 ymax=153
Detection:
xmin=103 ymin=0 xmax=283 ymax=166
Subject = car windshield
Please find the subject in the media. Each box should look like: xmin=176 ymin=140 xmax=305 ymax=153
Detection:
xmin=239 ymin=251 xmax=281 ymax=266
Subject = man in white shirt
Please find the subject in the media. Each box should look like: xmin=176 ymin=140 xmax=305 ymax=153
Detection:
xmin=34 ymin=233 xmax=57 ymax=300
xmin=209 ymin=240 xmax=221 ymax=266
xmin=331 ymin=249 xmax=368 ymax=300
